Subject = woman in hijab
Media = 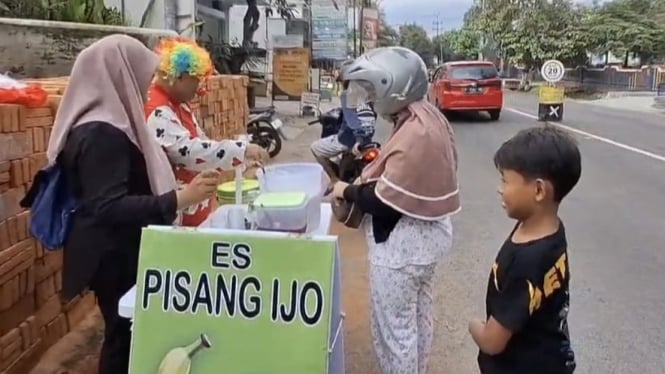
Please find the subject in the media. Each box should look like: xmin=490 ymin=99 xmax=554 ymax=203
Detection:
xmin=45 ymin=35 xmax=219 ymax=374
xmin=330 ymin=47 xmax=460 ymax=374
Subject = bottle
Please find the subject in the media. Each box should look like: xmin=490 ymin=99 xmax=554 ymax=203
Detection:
xmin=157 ymin=334 xmax=213 ymax=374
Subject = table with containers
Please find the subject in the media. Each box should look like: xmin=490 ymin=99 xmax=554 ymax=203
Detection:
xmin=118 ymin=163 xmax=346 ymax=374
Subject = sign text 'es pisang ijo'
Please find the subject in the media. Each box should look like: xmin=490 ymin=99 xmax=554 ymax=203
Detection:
xmin=139 ymin=240 xmax=325 ymax=326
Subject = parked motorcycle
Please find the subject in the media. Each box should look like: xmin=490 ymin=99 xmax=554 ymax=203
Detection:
xmin=308 ymin=107 xmax=381 ymax=184
xmin=247 ymin=106 xmax=284 ymax=158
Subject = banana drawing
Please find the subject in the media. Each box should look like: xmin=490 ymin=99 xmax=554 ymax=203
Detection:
xmin=157 ymin=333 xmax=213 ymax=374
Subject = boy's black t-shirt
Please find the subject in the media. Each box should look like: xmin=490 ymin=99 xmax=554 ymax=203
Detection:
xmin=478 ymin=222 xmax=576 ymax=374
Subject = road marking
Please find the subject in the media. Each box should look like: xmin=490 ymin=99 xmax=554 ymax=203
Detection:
xmin=506 ymin=107 xmax=665 ymax=164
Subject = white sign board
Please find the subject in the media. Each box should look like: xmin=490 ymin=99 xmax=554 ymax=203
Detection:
xmin=300 ymin=92 xmax=321 ymax=115
xmin=541 ymin=60 xmax=565 ymax=83
xmin=272 ymin=34 xmax=304 ymax=48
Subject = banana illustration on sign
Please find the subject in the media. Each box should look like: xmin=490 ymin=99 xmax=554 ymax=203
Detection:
xmin=157 ymin=333 xmax=212 ymax=374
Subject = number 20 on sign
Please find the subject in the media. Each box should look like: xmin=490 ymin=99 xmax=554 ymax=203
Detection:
xmin=541 ymin=60 xmax=565 ymax=83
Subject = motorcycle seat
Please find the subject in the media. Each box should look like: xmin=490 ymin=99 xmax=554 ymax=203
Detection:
xmin=249 ymin=106 xmax=275 ymax=115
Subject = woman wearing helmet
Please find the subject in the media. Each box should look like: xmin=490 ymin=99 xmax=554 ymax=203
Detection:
xmin=330 ymin=47 xmax=459 ymax=373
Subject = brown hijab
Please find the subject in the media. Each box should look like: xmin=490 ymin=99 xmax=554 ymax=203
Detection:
xmin=361 ymin=99 xmax=460 ymax=220
xmin=46 ymin=34 xmax=176 ymax=195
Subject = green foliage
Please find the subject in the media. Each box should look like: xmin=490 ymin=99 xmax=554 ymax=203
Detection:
xmin=587 ymin=0 xmax=665 ymax=63
xmin=444 ymin=28 xmax=481 ymax=60
xmin=0 ymin=0 xmax=125 ymax=25
xmin=399 ymin=23 xmax=434 ymax=65
xmin=462 ymin=0 xmax=665 ymax=67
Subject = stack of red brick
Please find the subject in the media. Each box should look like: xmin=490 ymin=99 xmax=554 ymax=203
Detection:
xmin=0 ymin=74 xmax=248 ymax=373
xmin=0 ymin=101 xmax=97 ymax=374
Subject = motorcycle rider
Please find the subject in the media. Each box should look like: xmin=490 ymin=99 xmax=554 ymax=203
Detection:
xmin=310 ymin=64 xmax=377 ymax=182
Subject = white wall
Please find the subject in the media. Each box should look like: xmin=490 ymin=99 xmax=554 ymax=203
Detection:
xmin=104 ymin=0 xmax=166 ymax=29
xmin=103 ymin=0 xmax=196 ymax=37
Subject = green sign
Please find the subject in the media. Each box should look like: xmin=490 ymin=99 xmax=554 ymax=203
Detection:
xmin=129 ymin=227 xmax=337 ymax=374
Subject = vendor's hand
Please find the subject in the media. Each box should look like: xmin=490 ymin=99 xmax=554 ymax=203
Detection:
xmin=468 ymin=318 xmax=486 ymax=334
xmin=351 ymin=142 xmax=363 ymax=157
xmin=331 ymin=181 xmax=349 ymax=200
xmin=245 ymin=143 xmax=269 ymax=165
xmin=176 ymin=170 xmax=220 ymax=210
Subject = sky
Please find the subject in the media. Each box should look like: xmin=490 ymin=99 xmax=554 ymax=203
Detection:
xmin=382 ymin=0 xmax=474 ymax=34
xmin=381 ymin=0 xmax=601 ymax=36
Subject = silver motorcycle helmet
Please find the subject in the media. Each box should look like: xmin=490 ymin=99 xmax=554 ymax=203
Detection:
xmin=342 ymin=47 xmax=428 ymax=118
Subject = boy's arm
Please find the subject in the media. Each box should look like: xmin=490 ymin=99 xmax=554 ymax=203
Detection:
xmin=146 ymin=106 xmax=246 ymax=172
xmin=469 ymin=269 xmax=534 ymax=355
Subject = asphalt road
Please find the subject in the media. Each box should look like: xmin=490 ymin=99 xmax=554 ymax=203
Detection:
xmin=274 ymin=92 xmax=665 ymax=374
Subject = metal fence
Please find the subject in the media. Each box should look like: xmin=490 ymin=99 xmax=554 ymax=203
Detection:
xmin=503 ymin=65 xmax=665 ymax=92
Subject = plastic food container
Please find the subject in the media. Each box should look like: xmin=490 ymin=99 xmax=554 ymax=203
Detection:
xmin=256 ymin=163 xmax=327 ymax=230
xmin=217 ymin=179 xmax=260 ymax=205
xmin=200 ymin=204 xmax=249 ymax=230
xmin=250 ymin=192 xmax=309 ymax=233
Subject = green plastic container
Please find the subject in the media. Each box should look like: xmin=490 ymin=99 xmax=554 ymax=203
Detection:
xmin=217 ymin=179 xmax=260 ymax=205
xmin=251 ymin=192 xmax=309 ymax=233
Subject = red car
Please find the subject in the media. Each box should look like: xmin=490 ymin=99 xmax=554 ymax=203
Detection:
xmin=429 ymin=61 xmax=503 ymax=121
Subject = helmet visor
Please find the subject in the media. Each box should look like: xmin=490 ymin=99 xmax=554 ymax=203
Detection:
xmin=345 ymin=80 xmax=376 ymax=108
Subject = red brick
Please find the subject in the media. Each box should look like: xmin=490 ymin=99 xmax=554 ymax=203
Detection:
xmin=0 ymin=294 xmax=33 ymax=337
xmin=21 ymin=158 xmax=30 ymax=184
xmin=0 ymin=239 xmax=34 ymax=287
xmin=0 ymin=187 xmax=26 ymax=221
xmin=9 ymin=159 xmax=23 ymax=187
xmin=32 ymin=127 xmax=45 ymax=153
xmin=24 ymin=107 xmax=51 ymax=119
xmin=15 ymin=211 xmax=28 ymax=241
xmin=0 ymin=276 xmax=18 ymax=311
xmin=3 ymin=338 xmax=45 ymax=374
xmin=35 ymin=276 xmax=55 ymax=307
xmin=29 ymin=152 xmax=47 ymax=177
xmin=6 ymin=216 xmax=18 ymax=246
xmin=0 ymin=220 xmax=9 ymax=250
xmin=0 ymin=133 xmax=32 ymax=162
xmin=0 ymin=105 xmax=25 ymax=133
xmin=0 ymin=161 xmax=9 ymax=173
xmin=42 ymin=313 xmax=67 ymax=347
xmin=0 ymin=328 xmax=21 ymax=370
xmin=35 ymin=295 xmax=61 ymax=328
xmin=53 ymin=270 xmax=62 ymax=293
xmin=34 ymin=250 xmax=62 ymax=281
xmin=0 ymin=171 xmax=9 ymax=184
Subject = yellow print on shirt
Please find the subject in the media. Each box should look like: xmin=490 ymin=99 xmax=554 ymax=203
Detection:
xmin=527 ymin=253 xmax=568 ymax=315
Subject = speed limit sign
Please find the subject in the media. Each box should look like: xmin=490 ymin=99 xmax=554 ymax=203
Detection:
xmin=541 ymin=60 xmax=565 ymax=83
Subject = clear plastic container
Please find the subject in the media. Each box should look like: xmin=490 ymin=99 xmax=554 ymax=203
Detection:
xmin=256 ymin=163 xmax=327 ymax=231
xmin=200 ymin=204 xmax=249 ymax=230
xmin=250 ymin=192 xmax=309 ymax=233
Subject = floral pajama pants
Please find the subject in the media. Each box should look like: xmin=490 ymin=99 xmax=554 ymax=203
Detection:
xmin=369 ymin=263 xmax=437 ymax=374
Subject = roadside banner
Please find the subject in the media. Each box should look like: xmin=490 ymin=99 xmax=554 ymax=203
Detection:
xmin=129 ymin=227 xmax=344 ymax=374
xmin=272 ymin=47 xmax=310 ymax=101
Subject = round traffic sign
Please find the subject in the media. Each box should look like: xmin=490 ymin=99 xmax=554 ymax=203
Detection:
xmin=541 ymin=60 xmax=565 ymax=83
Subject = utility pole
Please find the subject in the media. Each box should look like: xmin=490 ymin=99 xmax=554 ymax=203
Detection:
xmin=432 ymin=13 xmax=444 ymax=64
xmin=478 ymin=0 xmax=485 ymax=60
xmin=352 ymin=0 xmax=357 ymax=57
xmin=359 ymin=0 xmax=365 ymax=54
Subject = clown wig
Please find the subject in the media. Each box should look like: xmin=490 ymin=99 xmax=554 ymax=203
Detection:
xmin=155 ymin=37 xmax=213 ymax=79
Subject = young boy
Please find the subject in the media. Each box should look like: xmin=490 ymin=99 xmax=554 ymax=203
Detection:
xmin=469 ymin=126 xmax=581 ymax=374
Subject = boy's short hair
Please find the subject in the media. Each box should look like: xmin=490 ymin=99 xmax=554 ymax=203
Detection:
xmin=494 ymin=126 xmax=581 ymax=202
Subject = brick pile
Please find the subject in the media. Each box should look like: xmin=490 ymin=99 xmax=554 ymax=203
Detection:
xmin=0 ymin=74 xmax=249 ymax=373
xmin=192 ymin=75 xmax=249 ymax=140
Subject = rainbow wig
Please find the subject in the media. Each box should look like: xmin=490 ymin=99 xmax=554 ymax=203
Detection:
xmin=155 ymin=37 xmax=213 ymax=79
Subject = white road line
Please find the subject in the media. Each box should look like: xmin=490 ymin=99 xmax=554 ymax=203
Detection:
xmin=506 ymin=107 xmax=665 ymax=164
